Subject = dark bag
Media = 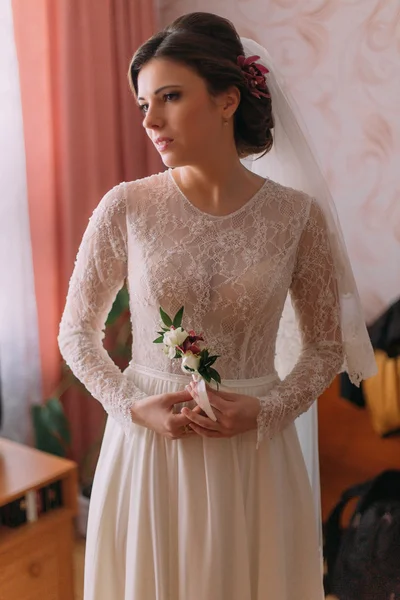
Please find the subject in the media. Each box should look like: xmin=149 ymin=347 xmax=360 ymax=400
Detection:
xmin=323 ymin=470 xmax=400 ymax=599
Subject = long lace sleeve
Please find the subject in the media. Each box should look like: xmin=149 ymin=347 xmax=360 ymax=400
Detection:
xmin=257 ymin=198 xmax=344 ymax=446
xmin=58 ymin=184 xmax=147 ymax=432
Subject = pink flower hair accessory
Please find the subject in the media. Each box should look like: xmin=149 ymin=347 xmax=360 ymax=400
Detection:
xmin=237 ymin=54 xmax=270 ymax=100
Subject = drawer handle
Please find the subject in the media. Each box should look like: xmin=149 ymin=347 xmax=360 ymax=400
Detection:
xmin=28 ymin=561 xmax=42 ymax=578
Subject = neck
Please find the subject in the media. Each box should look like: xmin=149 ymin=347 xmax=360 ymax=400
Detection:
xmin=172 ymin=154 xmax=264 ymax=213
xmin=178 ymin=158 xmax=242 ymax=195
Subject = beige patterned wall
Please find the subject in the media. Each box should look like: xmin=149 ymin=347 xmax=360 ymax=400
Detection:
xmin=158 ymin=0 xmax=400 ymax=322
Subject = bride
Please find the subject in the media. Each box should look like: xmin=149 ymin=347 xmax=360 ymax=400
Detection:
xmin=58 ymin=11 xmax=376 ymax=600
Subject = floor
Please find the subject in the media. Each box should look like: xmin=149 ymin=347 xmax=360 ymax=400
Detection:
xmin=73 ymin=378 xmax=400 ymax=599
xmin=319 ymin=377 xmax=400 ymax=522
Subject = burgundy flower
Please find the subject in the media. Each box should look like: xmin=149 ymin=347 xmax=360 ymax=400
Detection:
xmin=237 ymin=55 xmax=270 ymax=100
xmin=186 ymin=344 xmax=202 ymax=354
xmin=177 ymin=331 xmax=205 ymax=355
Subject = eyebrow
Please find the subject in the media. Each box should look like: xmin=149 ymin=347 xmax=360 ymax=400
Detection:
xmin=138 ymin=84 xmax=183 ymax=101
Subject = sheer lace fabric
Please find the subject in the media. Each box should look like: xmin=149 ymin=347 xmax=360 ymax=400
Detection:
xmin=59 ymin=170 xmax=344 ymax=442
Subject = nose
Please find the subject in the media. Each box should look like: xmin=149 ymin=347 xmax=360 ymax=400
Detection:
xmin=142 ymin=104 xmax=163 ymax=131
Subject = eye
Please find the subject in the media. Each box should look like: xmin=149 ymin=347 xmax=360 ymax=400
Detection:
xmin=138 ymin=91 xmax=180 ymax=115
xmin=163 ymin=92 xmax=181 ymax=103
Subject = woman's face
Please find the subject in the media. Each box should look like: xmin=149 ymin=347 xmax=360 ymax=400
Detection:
xmin=137 ymin=58 xmax=235 ymax=168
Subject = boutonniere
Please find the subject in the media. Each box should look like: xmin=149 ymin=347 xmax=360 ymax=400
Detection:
xmin=153 ymin=306 xmax=220 ymax=420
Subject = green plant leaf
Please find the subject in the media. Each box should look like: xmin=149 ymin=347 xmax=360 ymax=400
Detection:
xmin=153 ymin=336 xmax=164 ymax=343
xmin=106 ymin=286 xmax=129 ymax=326
xmin=204 ymin=356 xmax=219 ymax=367
xmin=31 ymin=404 xmax=66 ymax=457
xmin=46 ymin=398 xmax=72 ymax=446
xmin=159 ymin=307 xmax=172 ymax=327
xmin=208 ymin=368 xmax=221 ymax=384
xmin=172 ymin=306 xmax=184 ymax=328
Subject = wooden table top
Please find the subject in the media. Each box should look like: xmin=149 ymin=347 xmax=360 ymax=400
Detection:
xmin=0 ymin=438 xmax=76 ymax=506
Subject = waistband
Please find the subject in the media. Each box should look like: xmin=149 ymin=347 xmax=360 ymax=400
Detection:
xmin=128 ymin=362 xmax=279 ymax=389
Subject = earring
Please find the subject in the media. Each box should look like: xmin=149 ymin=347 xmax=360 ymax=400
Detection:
xmin=223 ymin=119 xmax=229 ymax=126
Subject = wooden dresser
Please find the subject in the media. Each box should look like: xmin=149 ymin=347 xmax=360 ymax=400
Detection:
xmin=0 ymin=438 xmax=78 ymax=600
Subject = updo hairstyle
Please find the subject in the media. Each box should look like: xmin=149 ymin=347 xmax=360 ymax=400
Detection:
xmin=128 ymin=12 xmax=274 ymax=158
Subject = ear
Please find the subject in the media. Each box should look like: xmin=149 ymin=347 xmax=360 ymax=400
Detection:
xmin=218 ymin=86 xmax=241 ymax=121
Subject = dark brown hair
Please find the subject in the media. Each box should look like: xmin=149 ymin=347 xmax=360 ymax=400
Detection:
xmin=128 ymin=12 xmax=274 ymax=158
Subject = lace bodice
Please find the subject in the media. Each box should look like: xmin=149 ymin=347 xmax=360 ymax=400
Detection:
xmin=58 ymin=170 xmax=344 ymax=442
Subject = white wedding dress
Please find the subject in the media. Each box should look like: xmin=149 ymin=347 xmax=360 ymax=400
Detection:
xmin=58 ymin=169 xmax=343 ymax=599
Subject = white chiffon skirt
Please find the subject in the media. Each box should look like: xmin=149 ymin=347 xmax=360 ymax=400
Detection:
xmin=83 ymin=364 xmax=324 ymax=600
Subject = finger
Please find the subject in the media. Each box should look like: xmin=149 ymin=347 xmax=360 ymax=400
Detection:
xmin=176 ymin=427 xmax=196 ymax=439
xmin=190 ymin=385 xmax=236 ymax=411
xmin=169 ymin=398 xmax=205 ymax=427
xmin=187 ymin=386 xmax=224 ymax=419
xmin=188 ymin=423 xmax=224 ymax=438
xmin=165 ymin=390 xmax=193 ymax=407
xmin=185 ymin=384 xmax=196 ymax=397
xmin=189 ymin=381 xmax=235 ymax=406
xmin=188 ymin=385 xmax=224 ymax=411
xmin=169 ymin=413 xmax=193 ymax=429
xmin=167 ymin=417 xmax=198 ymax=440
xmin=184 ymin=388 xmax=208 ymax=415
xmin=180 ymin=407 xmax=221 ymax=431
xmin=208 ymin=393 xmax=233 ymax=412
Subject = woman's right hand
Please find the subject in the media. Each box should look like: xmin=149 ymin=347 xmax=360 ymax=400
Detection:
xmin=130 ymin=390 xmax=199 ymax=439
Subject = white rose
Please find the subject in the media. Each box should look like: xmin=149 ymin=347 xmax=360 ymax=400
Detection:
xmin=163 ymin=344 xmax=179 ymax=359
xmin=163 ymin=327 xmax=188 ymax=348
xmin=168 ymin=345 xmax=177 ymax=359
xmin=181 ymin=352 xmax=201 ymax=373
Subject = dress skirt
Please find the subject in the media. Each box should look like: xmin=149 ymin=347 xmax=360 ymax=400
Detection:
xmin=83 ymin=364 xmax=324 ymax=600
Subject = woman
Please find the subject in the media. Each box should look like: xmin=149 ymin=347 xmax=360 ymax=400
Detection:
xmin=58 ymin=12 xmax=376 ymax=600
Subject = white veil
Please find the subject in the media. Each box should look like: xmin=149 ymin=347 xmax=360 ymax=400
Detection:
xmin=240 ymin=37 xmax=377 ymax=543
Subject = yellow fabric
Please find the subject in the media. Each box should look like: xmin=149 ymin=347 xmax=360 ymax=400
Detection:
xmin=363 ymin=350 xmax=400 ymax=436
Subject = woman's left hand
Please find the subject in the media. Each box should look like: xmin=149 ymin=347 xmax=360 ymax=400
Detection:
xmin=181 ymin=380 xmax=261 ymax=438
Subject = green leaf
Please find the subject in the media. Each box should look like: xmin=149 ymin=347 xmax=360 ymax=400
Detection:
xmin=31 ymin=403 xmax=68 ymax=457
xmin=153 ymin=336 xmax=164 ymax=343
xmin=208 ymin=368 xmax=221 ymax=384
xmin=159 ymin=307 xmax=172 ymax=327
xmin=204 ymin=356 xmax=218 ymax=367
xmin=201 ymin=372 xmax=212 ymax=383
xmin=46 ymin=398 xmax=72 ymax=446
xmin=200 ymin=348 xmax=209 ymax=360
xmin=172 ymin=306 xmax=184 ymax=328
xmin=106 ymin=286 xmax=129 ymax=326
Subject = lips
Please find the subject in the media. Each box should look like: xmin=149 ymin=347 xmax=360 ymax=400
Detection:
xmin=154 ymin=137 xmax=174 ymax=152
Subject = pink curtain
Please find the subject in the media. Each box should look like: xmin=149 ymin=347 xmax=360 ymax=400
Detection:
xmin=12 ymin=0 xmax=162 ymax=461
